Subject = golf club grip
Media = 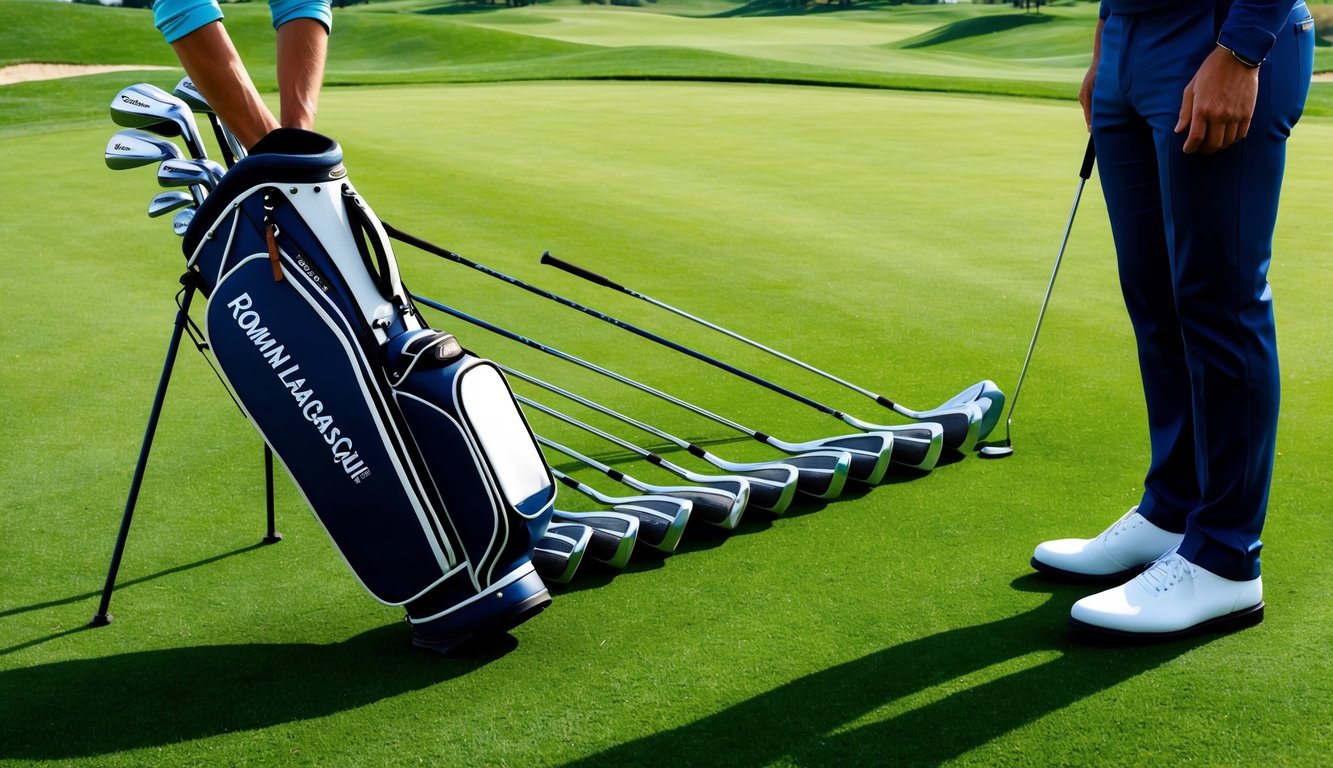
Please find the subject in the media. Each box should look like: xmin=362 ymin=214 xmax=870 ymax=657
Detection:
xmin=541 ymin=253 xmax=625 ymax=292
xmin=1080 ymin=136 xmax=1096 ymax=180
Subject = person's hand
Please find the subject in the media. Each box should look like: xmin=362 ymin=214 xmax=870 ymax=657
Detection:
xmin=1079 ymin=61 xmax=1097 ymax=132
xmin=1175 ymin=46 xmax=1260 ymax=154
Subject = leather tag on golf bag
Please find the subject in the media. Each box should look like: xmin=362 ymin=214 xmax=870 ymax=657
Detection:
xmin=182 ymin=129 xmax=555 ymax=634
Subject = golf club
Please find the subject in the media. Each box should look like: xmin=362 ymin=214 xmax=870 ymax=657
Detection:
xmin=549 ymin=470 xmax=690 ymax=554
xmin=157 ymin=158 xmax=216 ymax=207
xmin=550 ymin=510 xmax=638 ymax=569
xmin=172 ymin=207 xmax=196 ymax=237
xmin=532 ymin=521 xmax=592 ymax=586
xmin=147 ymin=190 xmax=194 ymax=219
xmin=385 ymin=225 xmax=942 ymax=472
xmin=104 ymin=128 xmax=184 ymax=170
xmin=411 ymin=294 xmax=893 ymax=484
xmin=502 ymin=363 xmax=850 ymax=501
xmin=537 ymin=434 xmax=748 ymax=530
xmin=173 ymin=76 xmax=246 ymax=168
xmin=540 ymin=252 xmax=1001 ymax=450
xmin=980 ymin=136 xmax=1097 ymax=459
xmin=110 ymin=83 xmax=208 ymax=161
xmin=519 ymin=393 xmax=787 ymax=514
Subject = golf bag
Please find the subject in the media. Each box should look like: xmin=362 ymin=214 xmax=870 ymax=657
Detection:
xmin=180 ymin=129 xmax=556 ymax=648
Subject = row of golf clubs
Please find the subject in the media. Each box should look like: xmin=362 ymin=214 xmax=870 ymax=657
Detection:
xmin=104 ymin=79 xmax=248 ymax=236
xmin=97 ymin=78 xmax=1010 ymax=588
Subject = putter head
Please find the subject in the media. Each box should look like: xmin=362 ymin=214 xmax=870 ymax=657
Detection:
xmin=148 ymin=190 xmax=194 ymax=218
xmin=105 ymin=128 xmax=183 ymax=170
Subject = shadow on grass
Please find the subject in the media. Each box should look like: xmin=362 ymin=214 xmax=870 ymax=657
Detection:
xmin=558 ymin=574 xmax=1213 ymax=766
xmin=0 ymin=624 xmax=511 ymax=761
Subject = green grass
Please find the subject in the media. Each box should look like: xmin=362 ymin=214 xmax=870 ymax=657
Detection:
xmin=2 ymin=2 xmax=1332 ymax=766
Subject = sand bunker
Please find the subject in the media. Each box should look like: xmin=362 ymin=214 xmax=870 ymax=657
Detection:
xmin=0 ymin=63 xmax=173 ymax=86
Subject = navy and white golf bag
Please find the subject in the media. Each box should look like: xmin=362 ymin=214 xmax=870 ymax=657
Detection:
xmin=181 ymin=129 xmax=556 ymax=650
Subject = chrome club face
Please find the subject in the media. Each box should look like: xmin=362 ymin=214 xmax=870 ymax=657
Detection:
xmin=157 ymin=158 xmax=215 ymax=206
xmin=110 ymin=83 xmax=207 ymax=160
xmin=147 ymin=191 xmax=195 ymax=218
xmin=172 ymin=207 xmax=196 ymax=237
xmin=105 ymin=129 xmax=184 ymax=170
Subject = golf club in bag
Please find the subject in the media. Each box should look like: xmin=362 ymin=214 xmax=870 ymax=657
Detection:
xmin=179 ymin=129 xmax=558 ymax=652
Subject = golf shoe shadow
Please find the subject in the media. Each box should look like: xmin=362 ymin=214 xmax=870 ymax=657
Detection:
xmin=558 ymin=574 xmax=1213 ymax=767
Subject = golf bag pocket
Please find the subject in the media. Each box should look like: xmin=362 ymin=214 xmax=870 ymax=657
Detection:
xmin=190 ymin=130 xmax=556 ymax=631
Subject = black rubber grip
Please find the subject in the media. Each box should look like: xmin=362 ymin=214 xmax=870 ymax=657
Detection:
xmin=687 ymin=445 xmax=707 ymax=459
xmin=753 ymin=432 xmax=770 ymax=443
xmin=556 ymin=475 xmax=580 ymax=490
xmin=646 ymin=453 xmax=663 ymax=466
xmin=1080 ymin=136 xmax=1096 ymax=180
xmin=608 ymin=469 xmax=625 ymax=482
xmin=876 ymin=395 xmax=897 ymax=408
xmin=541 ymin=252 xmax=625 ymax=291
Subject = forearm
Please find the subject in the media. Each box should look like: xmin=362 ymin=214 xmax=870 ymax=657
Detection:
xmin=170 ymin=22 xmax=280 ymax=151
xmin=276 ymin=18 xmax=328 ymax=130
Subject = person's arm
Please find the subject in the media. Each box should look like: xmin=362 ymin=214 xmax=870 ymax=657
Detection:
xmin=276 ymin=17 xmax=328 ymax=131
xmin=1080 ymin=15 xmax=1105 ymax=132
xmin=171 ymin=22 xmax=279 ymax=150
xmin=1175 ymin=0 xmax=1294 ymax=155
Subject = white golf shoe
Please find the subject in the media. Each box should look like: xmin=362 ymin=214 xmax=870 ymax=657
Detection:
xmin=1032 ymin=506 xmax=1184 ymax=580
xmin=1069 ymin=553 xmax=1264 ymax=639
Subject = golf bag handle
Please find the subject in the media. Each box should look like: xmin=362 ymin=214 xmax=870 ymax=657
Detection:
xmin=1080 ymin=136 xmax=1096 ymax=181
xmin=540 ymin=253 xmax=626 ymax=292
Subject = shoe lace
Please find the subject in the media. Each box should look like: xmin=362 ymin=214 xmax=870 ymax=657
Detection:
xmin=1102 ymin=507 xmax=1141 ymax=539
xmin=1136 ymin=552 xmax=1193 ymax=595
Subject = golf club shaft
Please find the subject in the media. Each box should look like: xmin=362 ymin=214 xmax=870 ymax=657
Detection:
xmin=386 ymin=225 xmax=905 ymax=430
xmin=998 ymin=136 xmax=1097 ymax=445
xmin=540 ymin=253 xmax=961 ymax=421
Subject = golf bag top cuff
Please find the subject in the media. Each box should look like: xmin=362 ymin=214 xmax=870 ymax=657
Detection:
xmin=183 ymin=129 xmax=345 ymax=254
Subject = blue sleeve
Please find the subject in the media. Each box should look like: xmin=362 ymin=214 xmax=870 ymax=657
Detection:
xmin=153 ymin=0 xmax=224 ymax=44
xmin=1218 ymin=0 xmax=1300 ymax=65
xmin=1099 ymin=0 xmax=1109 ymax=20
xmin=269 ymin=0 xmax=333 ymax=33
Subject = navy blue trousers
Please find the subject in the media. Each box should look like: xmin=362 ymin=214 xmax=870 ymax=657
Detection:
xmin=1092 ymin=1 xmax=1313 ymax=580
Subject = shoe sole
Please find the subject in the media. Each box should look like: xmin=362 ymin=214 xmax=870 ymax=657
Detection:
xmin=1029 ymin=557 xmax=1150 ymax=583
xmin=1067 ymin=601 xmax=1265 ymax=643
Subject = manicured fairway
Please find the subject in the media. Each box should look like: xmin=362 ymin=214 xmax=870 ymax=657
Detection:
xmin=2 ymin=2 xmax=1332 ymax=766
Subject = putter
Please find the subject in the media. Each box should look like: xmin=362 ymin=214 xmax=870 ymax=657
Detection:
xmin=549 ymin=470 xmax=689 ymax=553
xmin=551 ymin=510 xmax=638 ymax=569
xmin=518 ymin=393 xmax=787 ymax=514
xmin=541 ymin=252 xmax=1002 ymax=450
xmin=384 ymin=224 xmax=942 ymax=472
xmin=980 ymin=137 xmax=1097 ymax=459
xmin=537 ymin=434 xmax=748 ymax=530
xmin=110 ymin=83 xmax=208 ymax=160
xmin=502 ymin=364 xmax=850 ymax=500
xmin=410 ymin=294 xmax=894 ymax=485
xmin=105 ymin=128 xmax=184 ymax=170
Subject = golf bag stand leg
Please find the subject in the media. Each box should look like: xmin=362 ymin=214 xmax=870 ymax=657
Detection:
xmin=91 ymin=271 xmax=201 ymax=628
xmin=263 ymin=445 xmax=282 ymax=543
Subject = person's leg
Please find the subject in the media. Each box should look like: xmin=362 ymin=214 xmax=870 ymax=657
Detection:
xmin=1152 ymin=2 xmax=1313 ymax=581
xmin=1030 ymin=10 xmax=1195 ymax=582
xmin=1092 ymin=11 xmax=1199 ymax=534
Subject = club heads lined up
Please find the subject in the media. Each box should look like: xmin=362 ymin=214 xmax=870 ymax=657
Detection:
xmin=105 ymin=79 xmax=239 ymax=238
